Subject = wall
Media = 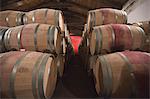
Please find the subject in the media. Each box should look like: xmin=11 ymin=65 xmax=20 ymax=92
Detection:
xmin=124 ymin=0 xmax=150 ymax=23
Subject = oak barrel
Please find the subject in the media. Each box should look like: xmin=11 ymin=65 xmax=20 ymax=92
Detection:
xmin=56 ymin=55 xmax=65 ymax=77
xmin=132 ymin=21 xmax=150 ymax=52
xmin=0 ymin=51 xmax=57 ymax=99
xmin=90 ymin=24 xmax=145 ymax=55
xmin=87 ymin=8 xmax=127 ymax=32
xmin=143 ymin=35 xmax=150 ymax=52
xmin=93 ymin=51 xmax=150 ymax=98
xmin=60 ymin=37 xmax=66 ymax=54
xmin=23 ymin=9 xmax=65 ymax=33
xmin=0 ymin=10 xmax=24 ymax=27
xmin=4 ymin=24 xmax=62 ymax=54
xmin=133 ymin=21 xmax=150 ymax=36
xmin=0 ymin=26 xmax=8 ymax=52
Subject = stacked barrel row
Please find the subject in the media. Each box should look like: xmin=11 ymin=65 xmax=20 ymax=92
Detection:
xmin=79 ymin=8 xmax=150 ymax=98
xmin=0 ymin=51 xmax=58 ymax=99
xmin=0 ymin=8 xmax=71 ymax=99
xmin=0 ymin=9 xmax=64 ymax=32
xmin=132 ymin=21 xmax=150 ymax=52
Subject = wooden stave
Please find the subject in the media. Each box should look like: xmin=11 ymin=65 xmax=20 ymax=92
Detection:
xmin=7 ymin=26 xmax=25 ymax=51
xmin=133 ymin=21 xmax=150 ymax=36
xmin=87 ymin=8 xmax=127 ymax=33
xmin=61 ymin=37 xmax=66 ymax=54
xmin=56 ymin=54 xmax=65 ymax=77
xmin=112 ymin=24 xmax=132 ymax=50
xmin=0 ymin=26 xmax=9 ymax=52
xmin=7 ymin=11 xmax=24 ymax=27
xmin=0 ymin=10 xmax=24 ymax=27
xmin=0 ymin=51 xmax=26 ymax=98
xmin=93 ymin=51 xmax=150 ymax=98
xmin=90 ymin=25 xmax=114 ymax=55
xmin=143 ymin=35 xmax=150 ymax=52
xmin=0 ymin=51 xmax=57 ymax=99
xmin=23 ymin=9 xmax=65 ymax=33
xmin=129 ymin=25 xmax=145 ymax=50
xmin=89 ymin=55 xmax=98 ymax=71
xmin=0 ymin=10 xmax=11 ymax=26
xmin=120 ymin=51 xmax=150 ymax=98
xmin=90 ymin=24 xmax=145 ymax=55
xmin=4 ymin=24 xmax=62 ymax=54
xmin=90 ymin=25 xmax=115 ymax=55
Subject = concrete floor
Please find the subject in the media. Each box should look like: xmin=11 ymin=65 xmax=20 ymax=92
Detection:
xmin=52 ymin=55 xmax=98 ymax=98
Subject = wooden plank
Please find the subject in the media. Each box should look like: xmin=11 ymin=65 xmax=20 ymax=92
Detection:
xmin=1 ymin=0 xmax=47 ymax=11
xmin=67 ymin=0 xmax=121 ymax=9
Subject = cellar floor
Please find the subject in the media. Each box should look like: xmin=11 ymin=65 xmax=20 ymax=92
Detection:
xmin=52 ymin=55 xmax=98 ymax=98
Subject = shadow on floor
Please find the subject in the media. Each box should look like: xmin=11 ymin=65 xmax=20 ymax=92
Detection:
xmin=52 ymin=55 xmax=98 ymax=98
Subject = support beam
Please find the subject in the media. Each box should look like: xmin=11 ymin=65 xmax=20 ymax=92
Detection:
xmin=1 ymin=0 xmax=47 ymax=11
xmin=64 ymin=9 xmax=87 ymax=18
xmin=67 ymin=0 xmax=121 ymax=10
xmin=104 ymin=0 xmax=123 ymax=8
xmin=122 ymin=0 xmax=143 ymax=14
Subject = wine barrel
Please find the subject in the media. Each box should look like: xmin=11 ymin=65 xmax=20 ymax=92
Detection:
xmin=133 ymin=21 xmax=150 ymax=36
xmin=143 ymin=36 xmax=150 ymax=52
xmin=61 ymin=24 xmax=67 ymax=54
xmin=89 ymin=55 xmax=98 ymax=70
xmin=23 ymin=9 xmax=65 ymax=33
xmin=0 ymin=26 xmax=8 ymax=52
xmin=90 ymin=24 xmax=145 ymax=55
xmin=56 ymin=55 xmax=65 ymax=77
xmin=83 ymin=24 xmax=87 ymax=33
xmin=4 ymin=24 xmax=62 ymax=54
xmin=93 ymin=51 xmax=150 ymax=98
xmin=132 ymin=21 xmax=150 ymax=52
xmin=0 ymin=10 xmax=24 ymax=27
xmin=64 ymin=24 xmax=74 ymax=56
xmin=64 ymin=24 xmax=71 ymax=44
xmin=0 ymin=51 xmax=57 ymax=99
xmin=87 ymin=8 xmax=127 ymax=32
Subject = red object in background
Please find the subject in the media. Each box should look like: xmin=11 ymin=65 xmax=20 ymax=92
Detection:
xmin=70 ymin=35 xmax=82 ymax=54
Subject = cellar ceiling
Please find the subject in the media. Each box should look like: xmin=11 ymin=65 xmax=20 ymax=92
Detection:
xmin=0 ymin=0 xmax=129 ymax=35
